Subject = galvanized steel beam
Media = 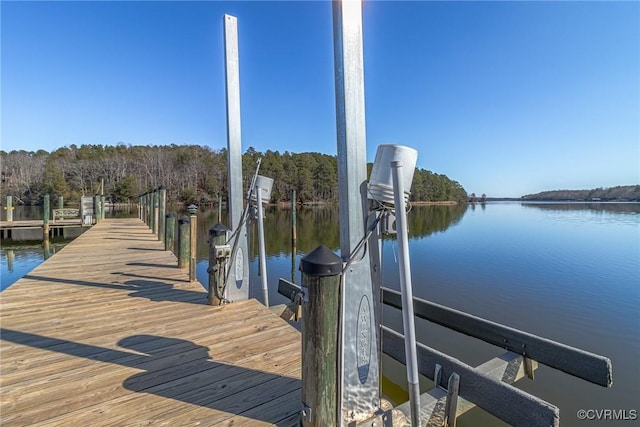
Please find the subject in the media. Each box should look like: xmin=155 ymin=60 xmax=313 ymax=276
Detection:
xmin=332 ymin=0 xmax=382 ymax=423
xmin=223 ymin=14 xmax=249 ymax=301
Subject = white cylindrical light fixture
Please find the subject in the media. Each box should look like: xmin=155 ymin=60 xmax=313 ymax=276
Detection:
xmin=368 ymin=144 xmax=418 ymax=206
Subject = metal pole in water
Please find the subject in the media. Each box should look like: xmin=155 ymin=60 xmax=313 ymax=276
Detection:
xmin=256 ymin=186 xmax=268 ymax=307
xmin=291 ymin=189 xmax=297 ymax=283
xmin=391 ymin=160 xmax=421 ymax=426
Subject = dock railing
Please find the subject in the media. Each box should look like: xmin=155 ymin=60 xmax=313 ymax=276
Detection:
xmin=278 ymin=277 xmax=612 ymax=426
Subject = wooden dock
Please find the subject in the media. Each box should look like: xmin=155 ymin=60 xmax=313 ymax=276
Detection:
xmin=0 ymin=219 xmax=86 ymax=229
xmin=0 ymin=218 xmax=301 ymax=426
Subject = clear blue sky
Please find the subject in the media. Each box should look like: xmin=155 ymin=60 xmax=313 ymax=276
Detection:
xmin=1 ymin=1 xmax=638 ymax=197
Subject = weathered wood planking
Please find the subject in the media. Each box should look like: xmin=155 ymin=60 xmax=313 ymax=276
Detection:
xmin=0 ymin=218 xmax=301 ymax=426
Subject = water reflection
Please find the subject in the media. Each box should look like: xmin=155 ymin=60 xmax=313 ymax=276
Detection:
xmin=182 ymin=204 xmax=468 ymax=265
xmin=522 ymin=202 xmax=640 ymax=214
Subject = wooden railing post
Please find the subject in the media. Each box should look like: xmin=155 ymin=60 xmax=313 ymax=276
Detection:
xmin=300 ymin=245 xmax=342 ymax=427
xmin=43 ymin=194 xmax=50 ymax=242
xmin=165 ymin=213 xmax=176 ymax=253
xmin=178 ymin=216 xmax=190 ymax=268
xmin=100 ymin=195 xmax=106 ymax=220
xmin=158 ymin=186 xmax=167 ymax=243
xmin=208 ymin=223 xmax=230 ymax=305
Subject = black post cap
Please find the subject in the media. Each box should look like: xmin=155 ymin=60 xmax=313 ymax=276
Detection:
xmin=166 ymin=212 xmax=176 ymax=219
xmin=300 ymin=245 xmax=343 ymax=277
xmin=178 ymin=216 xmax=190 ymax=225
xmin=209 ymin=222 xmax=230 ymax=237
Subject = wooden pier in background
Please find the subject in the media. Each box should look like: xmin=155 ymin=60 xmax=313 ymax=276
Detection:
xmin=0 ymin=218 xmax=301 ymax=426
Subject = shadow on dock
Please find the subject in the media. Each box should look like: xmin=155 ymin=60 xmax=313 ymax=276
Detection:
xmin=1 ymin=328 xmax=300 ymax=424
xmin=23 ymin=274 xmax=205 ymax=304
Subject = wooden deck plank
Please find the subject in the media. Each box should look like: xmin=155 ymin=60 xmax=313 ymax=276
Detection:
xmin=0 ymin=218 xmax=301 ymax=426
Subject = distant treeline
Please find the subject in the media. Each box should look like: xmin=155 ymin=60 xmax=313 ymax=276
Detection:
xmin=522 ymin=185 xmax=640 ymax=201
xmin=0 ymin=144 xmax=468 ymax=205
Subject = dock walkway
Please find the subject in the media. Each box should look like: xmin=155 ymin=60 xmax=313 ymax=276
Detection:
xmin=0 ymin=218 xmax=301 ymax=426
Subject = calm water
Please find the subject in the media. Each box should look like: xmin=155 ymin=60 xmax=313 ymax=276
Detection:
xmin=2 ymin=202 xmax=638 ymax=426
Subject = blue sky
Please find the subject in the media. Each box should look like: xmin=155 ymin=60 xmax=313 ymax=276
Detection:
xmin=1 ymin=1 xmax=638 ymax=197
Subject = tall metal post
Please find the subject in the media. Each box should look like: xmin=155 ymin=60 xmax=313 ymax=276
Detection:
xmin=223 ymin=14 xmax=249 ymax=301
xmin=158 ymin=186 xmax=167 ymax=243
xmin=392 ymin=161 xmax=421 ymax=426
xmin=291 ymin=189 xmax=297 ymax=283
xmin=333 ymin=0 xmax=382 ymax=422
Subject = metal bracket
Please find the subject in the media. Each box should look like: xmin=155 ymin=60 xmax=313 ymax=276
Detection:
xmin=434 ymin=363 xmax=443 ymax=388
xmin=523 ymin=356 xmax=536 ymax=380
xmin=301 ymin=403 xmax=312 ymax=423
xmin=348 ymin=409 xmax=393 ymax=427
xmin=293 ymin=292 xmax=303 ymax=321
xmin=444 ymin=373 xmax=460 ymax=427
xmin=214 ymin=244 xmax=231 ymax=260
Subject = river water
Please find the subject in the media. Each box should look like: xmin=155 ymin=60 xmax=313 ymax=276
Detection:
xmin=2 ymin=202 xmax=638 ymax=426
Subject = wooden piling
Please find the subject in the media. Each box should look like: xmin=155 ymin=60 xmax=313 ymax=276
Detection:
xmin=300 ymin=245 xmax=342 ymax=427
xmin=94 ymin=195 xmax=101 ymax=224
xmin=165 ymin=213 xmax=176 ymax=253
xmin=147 ymin=192 xmax=152 ymax=228
xmin=158 ymin=187 xmax=166 ymax=243
xmin=100 ymin=195 xmax=106 ymax=220
xmin=6 ymin=195 xmax=13 ymax=222
xmin=208 ymin=223 xmax=230 ymax=305
xmin=150 ymin=190 xmax=157 ymax=235
xmin=189 ymin=212 xmax=197 ymax=282
xmin=58 ymin=195 xmax=64 ymax=210
xmin=43 ymin=195 xmax=50 ymax=242
xmin=178 ymin=216 xmax=190 ymax=268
